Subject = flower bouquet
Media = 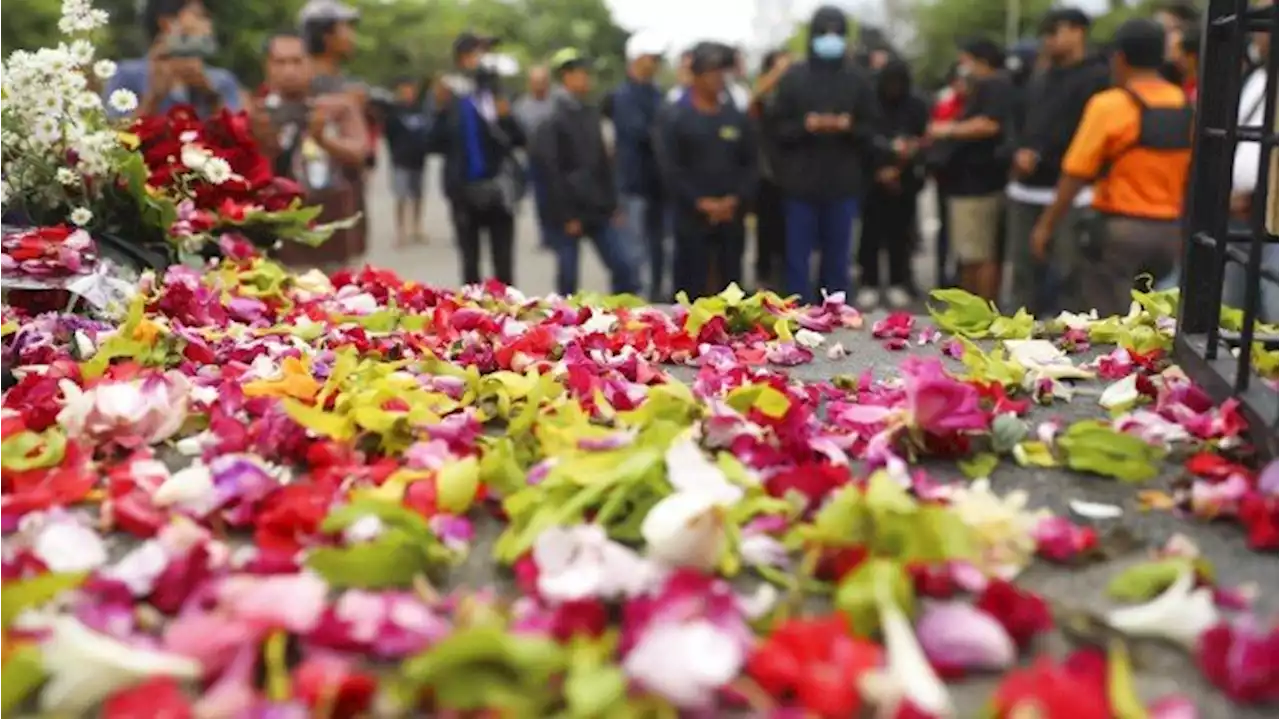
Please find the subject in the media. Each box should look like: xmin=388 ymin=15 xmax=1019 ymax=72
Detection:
xmin=0 ymin=0 xmax=353 ymax=274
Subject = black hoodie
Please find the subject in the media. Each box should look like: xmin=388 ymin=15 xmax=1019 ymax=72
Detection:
xmin=1015 ymin=53 xmax=1111 ymax=190
xmin=766 ymin=6 xmax=885 ymax=201
xmin=875 ymin=59 xmax=930 ymax=195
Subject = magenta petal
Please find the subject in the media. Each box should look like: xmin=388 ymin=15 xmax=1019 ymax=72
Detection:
xmin=1148 ymin=694 xmax=1199 ymax=719
xmin=915 ymin=600 xmax=1016 ymax=673
xmin=1258 ymin=460 xmax=1279 ymax=495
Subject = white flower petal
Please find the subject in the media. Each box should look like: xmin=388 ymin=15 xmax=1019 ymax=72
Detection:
xmin=33 ymin=519 xmax=107 ymax=573
xmin=641 ymin=491 xmax=726 ymax=570
xmin=623 ymin=620 xmax=743 ymax=708
xmin=1099 ymin=374 xmax=1141 ymax=411
xmin=1107 ymin=568 xmax=1219 ymax=647
xmin=1068 ymin=499 xmax=1124 ymax=520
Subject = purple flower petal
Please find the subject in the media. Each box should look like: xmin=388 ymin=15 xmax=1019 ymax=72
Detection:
xmin=915 ymin=600 xmax=1016 ymax=674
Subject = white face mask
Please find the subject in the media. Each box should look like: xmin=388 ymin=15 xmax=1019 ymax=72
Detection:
xmin=955 ymin=63 xmax=972 ymax=78
xmin=1247 ymin=41 xmax=1264 ymax=65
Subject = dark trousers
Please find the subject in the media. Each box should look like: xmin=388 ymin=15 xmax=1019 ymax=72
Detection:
xmin=1081 ymin=215 xmax=1180 ymax=318
xmin=754 ymin=178 xmax=787 ymax=290
xmin=857 ymin=189 xmax=916 ymax=289
xmin=673 ymin=214 xmax=745 ymax=299
xmin=783 ymin=197 xmax=860 ymax=302
xmin=622 ymin=194 xmax=667 ymax=300
xmin=935 ymin=187 xmax=952 ymax=287
xmin=452 ymin=202 xmax=515 ymax=285
xmin=551 ymin=220 xmax=641 ymax=297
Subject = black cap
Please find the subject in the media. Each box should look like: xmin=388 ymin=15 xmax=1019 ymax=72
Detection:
xmin=453 ymin=31 xmax=498 ymax=58
xmin=1038 ymin=7 xmax=1091 ymax=35
xmin=689 ymin=41 xmax=734 ymax=75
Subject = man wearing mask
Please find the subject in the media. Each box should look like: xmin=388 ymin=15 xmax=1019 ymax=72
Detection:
xmin=428 ymin=32 xmax=526 ymax=286
xmin=106 ymin=0 xmax=242 ymax=120
xmin=513 ymin=65 xmax=556 ymax=249
xmin=768 ymin=6 xmax=884 ymax=301
xmin=612 ymin=31 xmax=668 ymax=300
xmin=1032 ymin=19 xmax=1193 ymax=317
xmin=856 ymin=58 xmax=928 ymax=309
xmin=251 ymin=32 xmax=368 ymax=272
xmin=928 ymin=38 xmax=1013 ymax=302
xmin=659 ymin=42 xmax=758 ymax=298
xmin=1007 ymin=8 xmax=1109 ymax=316
xmin=533 ymin=49 xmax=640 ymax=297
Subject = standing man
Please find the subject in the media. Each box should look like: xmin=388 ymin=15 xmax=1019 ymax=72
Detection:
xmin=513 ymin=65 xmax=556 ymax=249
xmin=251 ymin=32 xmax=368 ymax=273
xmin=533 ymin=49 xmax=641 ymax=297
xmin=612 ymin=30 xmax=668 ymax=300
xmin=659 ymin=43 xmax=758 ymax=298
xmin=383 ymin=77 xmax=432 ymax=247
xmin=1006 ymin=8 xmax=1109 ymax=316
xmin=768 ymin=6 xmax=884 ymax=301
xmin=299 ymin=0 xmax=368 ymax=265
xmin=105 ymin=0 xmax=242 ymax=120
xmin=1031 ymin=19 xmax=1193 ymax=317
xmin=428 ymin=32 xmax=526 ymax=286
xmin=856 ymin=58 xmax=929 ymax=309
xmin=928 ymin=38 xmax=1014 ymax=302
xmin=749 ymin=49 xmax=793 ymax=291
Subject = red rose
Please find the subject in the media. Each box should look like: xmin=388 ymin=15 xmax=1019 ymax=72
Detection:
xmin=990 ymin=655 xmax=1110 ymax=719
xmin=974 ymin=579 xmax=1052 ymax=651
xmin=1239 ymin=494 xmax=1279 ymax=551
xmin=747 ymin=614 xmax=882 ymax=718
xmin=102 ymin=677 xmax=192 ymax=719
xmin=1196 ymin=618 xmax=1279 ymax=704
xmin=765 ymin=462 xmax=850 ymax=512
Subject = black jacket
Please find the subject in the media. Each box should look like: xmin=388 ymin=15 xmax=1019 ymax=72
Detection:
xmin=657 ymin=97 xmax=758 ymax=219
xmin=426 ymin=92 xmax=525 ymax=202
xmin=875 ymin=59 xmax=930 ymax=195
xmin=531 ymin=94 xmax=616 ymax=227
xmin=1015 ymin=55 xmax=1111 ymax=189
xmin=766 ymin=6 xmax=886 ymax=201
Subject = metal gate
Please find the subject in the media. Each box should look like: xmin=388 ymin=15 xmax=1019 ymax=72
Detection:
xmin=1176 ymin=0 xmax=1279 ymax=457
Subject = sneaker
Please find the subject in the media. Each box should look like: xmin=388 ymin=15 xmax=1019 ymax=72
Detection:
xmin=885 ymin=285 xmax=913 ymax=309
xmin=855 ymin=287 xmax=880 ymax=309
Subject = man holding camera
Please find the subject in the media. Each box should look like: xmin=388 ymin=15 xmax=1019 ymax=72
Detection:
xmin=105 ymin=0 xmax=242 ymax=120
xmin=250 ymin=32 xmax=369 ymax=272
xmin=427 ymin=32 xmax=526 ymax=287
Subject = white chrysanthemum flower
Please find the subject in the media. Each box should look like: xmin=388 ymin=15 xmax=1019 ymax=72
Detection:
xmin=73 ymin=91 xmax=101 ymax=112
xmin=69 ymin=207 xmax=93 ymax=226
xmin=92 ymin=59 xmax=115 ymax=79
xmin=55 ymin=167 xmax=80 ymax=186
xmin=1 ymin=182 xmax=10 ymax=207
xmin=180 ymin=143 xmax=211 ymax=172
xmin=107 ymin=88 xmax=137 ymax=114
xmin=33 ymin=116 xmax=60 ymax=145
xmin=66 ymin=39 xmax=94 ymax=66
xmin=201 ymin=156 xmax=232 ymax=185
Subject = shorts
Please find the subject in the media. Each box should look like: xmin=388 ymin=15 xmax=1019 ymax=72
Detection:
xmin=948 ymin=193 xmax=1003 ymax=263
xmin=391 ymin=166 xmax=424 ymax=200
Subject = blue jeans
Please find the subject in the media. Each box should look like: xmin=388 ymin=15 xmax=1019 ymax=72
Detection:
xmin=623 ymin=194 xmax=668 ymax=301
xmin=783 ymin=198 xmax=860 ymax=301
xmin=552 ymin=220 xmax=641 ymax=296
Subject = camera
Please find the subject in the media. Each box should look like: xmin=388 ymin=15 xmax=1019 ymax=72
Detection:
xmin=164 ymin=33 xmax=218 ymax=59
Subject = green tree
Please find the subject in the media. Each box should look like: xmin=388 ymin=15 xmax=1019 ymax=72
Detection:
xmin=910 ymin=0 xmax=1054 ymax=85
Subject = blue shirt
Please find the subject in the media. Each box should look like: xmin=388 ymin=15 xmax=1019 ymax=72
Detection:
xmin=105 ymin=58 xmax=242 ymax=119
xmin=612 ymin=79 xmax=663 ymax=197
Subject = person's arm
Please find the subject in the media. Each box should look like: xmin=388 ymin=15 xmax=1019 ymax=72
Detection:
xmin=532 ymin=120 xmax=569 ymax=228
xmin=317 ymin=98 xmax=369 ymax=168
xmin=497 ymin=97 xmax=525 ymax=148
xmin=937 ymin=78 xmax=1006 ymax=141
xmin=212 ymin=69 xmax=243 ymax=112
xmin=766 ymin=69 xmax=809 ymax=145
xmin=735 ymin=116 xmax=760 ymax=202
xmin=1037 ymin=95 xmax=1113 ymax=238
xmin=657 ymin=111 xmax=699 ymax=206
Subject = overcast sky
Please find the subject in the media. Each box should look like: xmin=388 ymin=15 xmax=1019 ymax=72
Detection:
xmin=605 ymin=0 xmax=1116 ymax=53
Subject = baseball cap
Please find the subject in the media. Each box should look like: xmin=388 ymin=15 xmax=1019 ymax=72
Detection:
xmin=689 ymin=41 xmax=734 ymax=74
xmin=297 ymin=0 xmax=360 ymax=26
xmin=550 ymin=47 xmax=592 ymax=73
xmin=626 ymin=30 xmax=667 ymax=61
xmin=1038 ymin=7 xmax=1091 ymax=34
xmin=453 ymin=31 xmax=499 ymax=58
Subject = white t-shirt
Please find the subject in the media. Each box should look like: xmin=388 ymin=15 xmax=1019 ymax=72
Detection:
xmin=1232 ymin=67 xmax=1269 ymax=195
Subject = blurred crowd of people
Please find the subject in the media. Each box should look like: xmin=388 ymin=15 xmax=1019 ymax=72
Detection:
xmin=105 ymin=0 xmax=1276 ymax=320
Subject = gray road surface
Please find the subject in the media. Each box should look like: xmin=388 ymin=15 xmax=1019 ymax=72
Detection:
xmin=359 ymin=150 xmax=941 ymax=295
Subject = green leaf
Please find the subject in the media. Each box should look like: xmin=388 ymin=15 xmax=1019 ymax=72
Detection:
xmin=1058 ymin=421 xmax=1166 ymax=483
xmin=0 ymin=644 xmax=44 ymax=713
xmin=1106 ymin=640 xmax=1150 ymax=719
xmin=306 ymin=530 xmax=432 ymax=589
xmin=1106 ymin=558 xmax=1216 ymax=603
xmin=320 ymin=498 xmax=434 ymax=539
xmin=958 ymin=452 xmax=1000 ymax=480
xmin=437 ymin=455 xmax=481 ymax=514
xmin=927 ymin=288 xmax=999 ymax=338
xmin=864 ymin=471 xmax=917 ymax=515
xmin=990 ymin=414 xmax=1028 ymax=454
xmin=725 ymin=383 xmax=791 ymax=420
xmin=281 ymin=397 xmax=356 ymax=440
xmin=565 ymin=663 xmax=627 ymax=718
xmin=480 ymin=438 xmax=527 ymax=498
xmin=802 ymin=485 xmax=865 ymax=547
xmin=0 ymin=429 xmax=68 ymax=472
xmin=400 ymin=624 xmax=565 ymax=713
xmin=835 ymin=558 xmax=914 ymax=638
xmin=1 ymin=571 xmax=88 ymax=629
xmin=988 ymin=307 xmax=1035 ymax=340
xmin=1013 ymin=441 xmax=1058 ymax=468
